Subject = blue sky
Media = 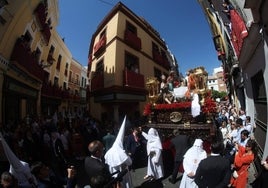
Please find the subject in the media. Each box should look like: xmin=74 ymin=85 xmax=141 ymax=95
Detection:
xmin=57 ymin=0 xmax=221 ymax=76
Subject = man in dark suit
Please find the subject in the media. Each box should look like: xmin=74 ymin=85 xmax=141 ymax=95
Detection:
xmin=125 ymin=127 xmax=146 ymax=170
xmin=84 ymin=140 xmax=112 ymax=187
xmin=194 ymin=141 xmax=232 ymax=188
xmin=168 ymin=129 xmax=190 ymax=184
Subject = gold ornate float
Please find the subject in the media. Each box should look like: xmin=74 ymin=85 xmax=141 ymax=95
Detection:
xmin=143 ymin=67 xmax=216 ymax=139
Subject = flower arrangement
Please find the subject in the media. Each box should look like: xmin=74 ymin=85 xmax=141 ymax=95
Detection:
xmin=202 ymin=91 xmax=217 ymax=115
xmin=143 ymin=103 xmax=152 ymax=116
xmin=154 ymin=102 xmax=192 ymax=110
xmin=143 ymin=90 xmax=217 ymax=117
xmin=143 ymin=101 xmax=192 ymax=116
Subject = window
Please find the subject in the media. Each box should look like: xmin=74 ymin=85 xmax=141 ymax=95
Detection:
xmin=47 ymin=45 xmax=55 ymax=64
xmin=22 ymin=30 xmax=33 ymax=48
xmin=65 ymin=63 xmax=68 ymax=76
xmin=126 ymin=21 xmax=137 ymax=34
xmin=44 ymin=72 xmax=50 ymax=83
xmin=63 ymin=82 xmax=67 ymax=90
xmin=56 ymin=55 xmax=62 ymax=70
xmin=69 ymin=71 xmax=72 ymax=82
xmin=154 ymin=68 xmax=162 ymax=80
xmin=96 ymin=59 xmax=104 ymax=74
xmin=75 ymin=74 xmax=79 ymax=85
xmin=54 ymin=77 xmax=59 ymax=87
xmin=81 ymin=77 xmax=84 ymax=87
xmin=33 ymin=48 xmax=41 ymax=62
xmin=84 ymin=77 xmax=87 ymax=87
xmin=125 ymin=52 xmax=139 ymax=73
xmin=152 ymin=42 xmax=159 ymax=52
xmin=251 ymin=70 xmax=266 ymax=102
xmin=100 ymin=29 xmax=106 ymax=39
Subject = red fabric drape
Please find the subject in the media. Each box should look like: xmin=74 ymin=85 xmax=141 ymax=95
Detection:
xmin=230 ymin=10 xmax=248 ymax=58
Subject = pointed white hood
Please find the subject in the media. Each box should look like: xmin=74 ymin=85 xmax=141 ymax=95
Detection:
xmin=104 ymin=116 xmax=130 ymax=168
xmin=0 ymin=132 xmax=37 ymax=187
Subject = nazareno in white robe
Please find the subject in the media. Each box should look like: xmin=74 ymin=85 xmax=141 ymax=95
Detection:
xmin=142 ymin=128 xmax=164 ymax=180
xmin=179 ymin=139 xmax=207 ymax=188
xmin=104 ymin=116 xmax=133 ymax=188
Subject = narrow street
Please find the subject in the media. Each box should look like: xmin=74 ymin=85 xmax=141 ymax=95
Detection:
xmin=72 ymin=157 xmax=181 ymax=188
xmin=72 ymin=157 xmax=256 ymax=188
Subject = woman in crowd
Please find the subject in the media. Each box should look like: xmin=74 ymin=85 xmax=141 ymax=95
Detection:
xmin=229 ymin=139 xmax=258 ymax=187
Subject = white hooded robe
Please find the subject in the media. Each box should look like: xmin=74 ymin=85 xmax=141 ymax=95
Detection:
xmin=142 ymin=128 xmax=164 ymax=180
xmin=180 ymin=139 xmax=207 ymax=188
xmin=104 ymin=116 xmax=133 ymax=188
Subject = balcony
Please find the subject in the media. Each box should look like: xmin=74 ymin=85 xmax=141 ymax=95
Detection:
xmin=124 ymin=30 xmax=141 ymax=50
xmin=41 ymin=23 xmax=51 ymax=44
xmin=34 ymin=3 xmax=51 ymax=44
xmin=69 ymin=77 xmax=80 ymax=85
xmin=10 ymin=38 xmax=44 ymax=81
xmin=93 ymin=35 xmax=106 ymax=56
xmin=34 ymin=3 xmax=46 ymax=26
xmin=41 ymin=82 xmax=63 ymax=98
xmin=123 ymin=69 xmax=144 ymax=88
xmin=152 ymin=50 xmax=170 ymax=69
xmin=91 ymin=72 xmax=104 ymax=91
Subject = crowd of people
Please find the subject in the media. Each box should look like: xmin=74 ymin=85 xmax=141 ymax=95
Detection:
xmin=0 ymin=100 xmax=267 ymax=188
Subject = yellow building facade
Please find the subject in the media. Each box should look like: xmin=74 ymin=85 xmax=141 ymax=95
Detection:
xmin=0 ymin=0 xmax=86 ymax=124
xmin=88 ymin=2 xmax=176 ymax=123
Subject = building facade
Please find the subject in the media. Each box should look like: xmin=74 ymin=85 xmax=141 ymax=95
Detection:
xmin=0 ymin=0 xmax=87 ymax=125
xmin=198 ymin=0 xmax=268 ymax=164
xmin=207 ymin=67 xmax=227 ymax=92
xmin=88 ymin=2 xmax=178 ymax=123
